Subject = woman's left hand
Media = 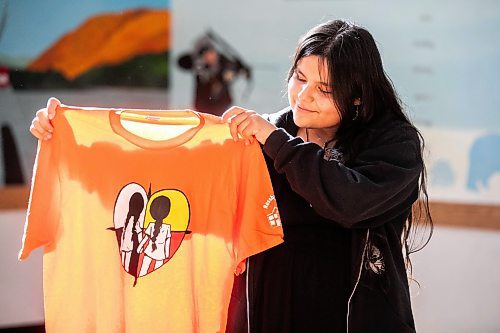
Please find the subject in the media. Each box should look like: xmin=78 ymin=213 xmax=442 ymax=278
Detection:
xmin=221 ymin=106 xmax=277 ymax=145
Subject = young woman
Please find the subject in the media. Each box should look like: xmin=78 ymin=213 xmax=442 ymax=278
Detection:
xmin=221 ymin=20 xmax=432 ymax=333
xmin=30 ymin=19 xmax=432 ymax=333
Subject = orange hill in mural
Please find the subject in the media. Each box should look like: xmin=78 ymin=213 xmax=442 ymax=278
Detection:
xmin=28 ymin=8 xmax=170 ymax=80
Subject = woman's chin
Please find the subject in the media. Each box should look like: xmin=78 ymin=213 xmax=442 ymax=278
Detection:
xmin=292 ymin=109 xmax=313 ymax=128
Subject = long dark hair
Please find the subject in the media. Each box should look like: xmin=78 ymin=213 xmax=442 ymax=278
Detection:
xmin=124 ymin=192 xmax=145 ymax=243
xmin=288 ymin=20 xmax=433 ymax=273
xmin=149 ymin=196 xmax=171 ymax=251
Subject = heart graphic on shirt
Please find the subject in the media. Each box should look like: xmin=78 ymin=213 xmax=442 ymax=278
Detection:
xmin=112 ymin=183 xmax=190 ymax=283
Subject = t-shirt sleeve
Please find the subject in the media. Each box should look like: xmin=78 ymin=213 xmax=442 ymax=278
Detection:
xmin=233 ymin=141 xmax=283 ymax=275
xmin=19 ymin=137 xmax=61 ymax=260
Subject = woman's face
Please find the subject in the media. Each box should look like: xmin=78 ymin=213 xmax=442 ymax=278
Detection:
xmin=288 ymin=55 xmax=341 ymax=130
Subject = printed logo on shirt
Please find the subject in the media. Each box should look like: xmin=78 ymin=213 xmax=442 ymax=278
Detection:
xmin=263 ymin=195 xmax=275 ymax=209
xmin=110 ymin=183 xmax=190 ymax=286
xmin=266 ymin=207 xmax=281 ymax=227
xmin=263 ymin=195 xmax=281 ymax=227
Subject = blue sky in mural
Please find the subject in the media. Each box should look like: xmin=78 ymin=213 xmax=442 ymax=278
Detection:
xmin=0 ymin=0 xmax=170 ymax=61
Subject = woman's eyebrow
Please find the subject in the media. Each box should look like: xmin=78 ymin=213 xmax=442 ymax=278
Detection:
xmin=295 ymin=66 xmax=330 ymax=88
xmin=297 ymin=67 xmax=329 ymax=87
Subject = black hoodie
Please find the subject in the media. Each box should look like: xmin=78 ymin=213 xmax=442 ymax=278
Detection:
xmin=243 ymin=108 xmax=420 ymax=333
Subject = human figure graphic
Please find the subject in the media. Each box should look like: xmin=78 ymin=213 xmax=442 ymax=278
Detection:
xmin=137 ymin=195 xmax=172 ymax=277
xmin=120 ymin=192 xmax=145 ymax=277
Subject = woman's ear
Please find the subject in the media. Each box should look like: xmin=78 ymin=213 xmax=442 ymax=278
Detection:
xmin=353 ymin=98 xmax=361 ymax=106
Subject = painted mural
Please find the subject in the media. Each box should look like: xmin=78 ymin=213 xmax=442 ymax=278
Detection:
xmin=0 ymin=0 xmax=170 ymax=187
xmin=1 ymin=1 xmax=170 ymax=89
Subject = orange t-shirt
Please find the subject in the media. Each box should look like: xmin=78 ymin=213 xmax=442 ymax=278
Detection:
xmin=19 ymin=105 xmax=283 ymax=333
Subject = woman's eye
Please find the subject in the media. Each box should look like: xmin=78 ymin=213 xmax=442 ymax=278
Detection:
xmin=319 ymin=88 xmax=331 ymax=94
xmin=295 ymin=71 xmax=306 ymax=82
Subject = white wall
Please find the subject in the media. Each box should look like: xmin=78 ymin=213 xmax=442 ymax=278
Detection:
xmin=411 ymin=226 xmax=500 ymax=332
xmin=0 ymin=209 xmax=44 ymax=328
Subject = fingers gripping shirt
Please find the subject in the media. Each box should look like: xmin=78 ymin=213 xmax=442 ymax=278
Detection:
xmin=19 ymin=105 xmax=283 ymax=333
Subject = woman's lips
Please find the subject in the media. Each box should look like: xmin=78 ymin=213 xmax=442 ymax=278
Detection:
xmin=297 ymin=105 xmax=315 ymax=113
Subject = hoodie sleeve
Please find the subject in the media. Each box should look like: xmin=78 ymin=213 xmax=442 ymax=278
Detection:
xmin=262 ymin=123 xmax=422 ymax=228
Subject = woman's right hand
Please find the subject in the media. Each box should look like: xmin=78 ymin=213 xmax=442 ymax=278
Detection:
xmin=221 ymin=106 xmax=277 ymax=145
xmin=29 ymin=97 xmax=60 ymax=140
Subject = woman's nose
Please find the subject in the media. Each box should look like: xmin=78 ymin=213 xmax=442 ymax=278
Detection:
xmin=297 ymin=84 xmax=313 ymax=103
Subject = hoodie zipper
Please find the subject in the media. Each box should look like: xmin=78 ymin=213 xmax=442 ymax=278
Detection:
xmin=346 ymin=229 xmax=370 ymax=333
xmin=246 ymin=257 xmax=251 ymax=333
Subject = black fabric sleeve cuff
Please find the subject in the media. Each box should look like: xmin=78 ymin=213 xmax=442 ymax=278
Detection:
xmin=263 ymin=129 xmax=295 ymax=160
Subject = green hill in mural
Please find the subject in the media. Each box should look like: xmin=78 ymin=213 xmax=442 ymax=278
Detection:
xmin=10 ymin=52 xmax=169 ymax=89
xmin=77 ymin=52 xmax=169 ymax=87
